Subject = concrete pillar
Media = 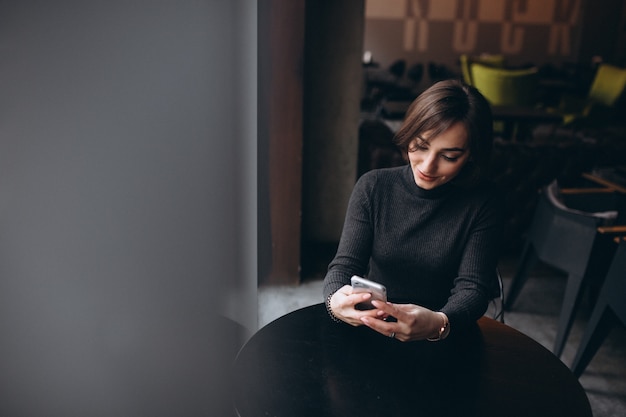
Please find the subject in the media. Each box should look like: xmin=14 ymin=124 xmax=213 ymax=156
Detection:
xmin=302 ymin=0 xmax=365 ymax=247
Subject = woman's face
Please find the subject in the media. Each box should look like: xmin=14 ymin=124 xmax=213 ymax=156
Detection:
xmin=407 ymin=122 xmax=471 ymax=190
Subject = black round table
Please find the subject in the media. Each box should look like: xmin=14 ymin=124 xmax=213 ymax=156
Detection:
xmin=233 ymin=303 xmax=591 ymax=417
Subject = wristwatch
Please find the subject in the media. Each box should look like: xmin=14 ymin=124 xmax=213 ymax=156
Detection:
xmin=427 ymin=312 xmax=450 ymax=341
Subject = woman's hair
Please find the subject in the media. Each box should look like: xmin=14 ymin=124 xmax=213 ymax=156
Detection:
xmin=393 ymin=79 xmax=493 ymax=187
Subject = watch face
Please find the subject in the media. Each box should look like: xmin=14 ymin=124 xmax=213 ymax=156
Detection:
xmin=441 ymin=322 xmax=451 ymax=339
xmin=427 ymin=313 xmax=449 ymax=341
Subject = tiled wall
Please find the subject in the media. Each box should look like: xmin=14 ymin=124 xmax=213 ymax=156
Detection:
xmin=364 ymin=0 xmax=582 ymax=69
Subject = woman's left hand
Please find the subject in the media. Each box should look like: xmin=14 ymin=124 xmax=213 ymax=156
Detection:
xmin=361 ymin=300 xmax=444 ymax=342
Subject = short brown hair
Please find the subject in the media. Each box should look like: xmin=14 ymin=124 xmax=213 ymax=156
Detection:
xmin=393 ymin=79 xmax=493 ymax=187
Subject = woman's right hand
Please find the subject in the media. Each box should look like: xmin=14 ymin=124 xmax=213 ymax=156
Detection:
xmin=329 ymin=285 xmax=384 ymax=326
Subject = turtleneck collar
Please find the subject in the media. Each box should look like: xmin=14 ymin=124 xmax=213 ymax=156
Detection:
xmin=401 ymin=164 xmax=457 ymax=199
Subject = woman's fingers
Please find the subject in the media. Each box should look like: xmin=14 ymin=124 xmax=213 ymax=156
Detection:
xmin=331 ymin=288 xmax=383 ymax=326
xmin=370 ymin=300 xmax=398 ymax=318
xmin=360 ymin=315 xmax=401 ymax=339
xmin=363 ymin=302 xmax=436 ymax=341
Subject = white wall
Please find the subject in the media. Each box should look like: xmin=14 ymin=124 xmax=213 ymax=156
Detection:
xmin=0 ymin=1 xmax=256 ymax=415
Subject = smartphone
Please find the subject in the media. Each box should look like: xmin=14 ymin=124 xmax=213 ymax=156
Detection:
xmin=351 ymin=275 xmax=387 ymax=310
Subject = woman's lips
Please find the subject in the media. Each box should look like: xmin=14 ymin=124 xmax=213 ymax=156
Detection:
xmin=417 ymin=170 xmax=438 ymax=181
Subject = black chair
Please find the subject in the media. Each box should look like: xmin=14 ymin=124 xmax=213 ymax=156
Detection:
xmin=388 ymin=59 xmax=406 ymax=79
xmin=504 ymin=180 xmax=622 ymax=357
xmin=571 ymin=238 xmax=626 ymax=377
xmin=427 ymin=62 xmax=455 ymax=82
xmin=406 ymin=63 xmax=424 ymax=86
xmin=356 ymin=120 xmax=404 ymax=179
xmin=491 ymin=268 xmax=505 ymax=323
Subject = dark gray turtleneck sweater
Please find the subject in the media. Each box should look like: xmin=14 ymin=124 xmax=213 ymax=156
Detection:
xmin=323 ymin=165 xmax=505 ymax=330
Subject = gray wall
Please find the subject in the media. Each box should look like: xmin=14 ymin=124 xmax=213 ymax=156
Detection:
xmin=0 ymin=1 xmax=256 ymax=415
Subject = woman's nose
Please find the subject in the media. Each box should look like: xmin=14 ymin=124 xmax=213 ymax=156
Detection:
xmin=421 ymin=152 xmax=437 ymax=172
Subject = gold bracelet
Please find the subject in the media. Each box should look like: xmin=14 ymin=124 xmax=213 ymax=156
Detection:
xmin=427 ymin=312 xmax=450 ymax=341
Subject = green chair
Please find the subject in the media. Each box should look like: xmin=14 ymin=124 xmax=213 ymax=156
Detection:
xmin=470 ymin=63 xmax=539 ymax=106
xmin=557 ymin=63 xmax=626 ymax=126
xmin=470 ymin=63 xmax=539 ymax=139
xmin=460 ymin=54 xmax=506 ymax=86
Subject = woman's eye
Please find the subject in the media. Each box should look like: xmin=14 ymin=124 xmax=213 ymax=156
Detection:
xmin=441 ymin=155 xmax=459 ymax=162
xmin=409 ymin=144 xmax=428 ymax=152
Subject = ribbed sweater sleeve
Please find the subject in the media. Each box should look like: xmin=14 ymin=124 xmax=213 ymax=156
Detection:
xmin=323 ymin=165 xmax=505 ymax=330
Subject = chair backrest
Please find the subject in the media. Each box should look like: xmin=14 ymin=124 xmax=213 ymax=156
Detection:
xmin=357 ymin=120 xmax=404 ymax=178
xmin=459 ymin=54 xmax=506 ymax=85
xmin=587 ymin=63 xmax=626 ymax=108
xmin=560 ymin=189 xmax=626 ymax=219
xmin=388 ymin=59 xmax=406 ymax=79
xmin=470 ymin=63 xmax=539 ymax=106
xmin=406 ymin=63 xmax=424 ymax=84
xmin=546 ymin=181 xmax=618 ymax=222
xmin=527 ymin=181 xmax=616 ymax=275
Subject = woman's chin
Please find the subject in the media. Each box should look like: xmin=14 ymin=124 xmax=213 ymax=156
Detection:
xmin=414 ymin=175 xmax=442 ymax=190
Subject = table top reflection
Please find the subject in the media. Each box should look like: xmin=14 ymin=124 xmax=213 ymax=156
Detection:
xmin=233 ymin=303 xmax=591 ymax=417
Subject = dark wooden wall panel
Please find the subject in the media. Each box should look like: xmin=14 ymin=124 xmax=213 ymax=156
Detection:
xmin=259 ymin=0 xmax=304 ymax=285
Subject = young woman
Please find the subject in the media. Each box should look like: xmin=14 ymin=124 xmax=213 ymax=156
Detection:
xmin=324 ymin=79 xmax=504 ymax=342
